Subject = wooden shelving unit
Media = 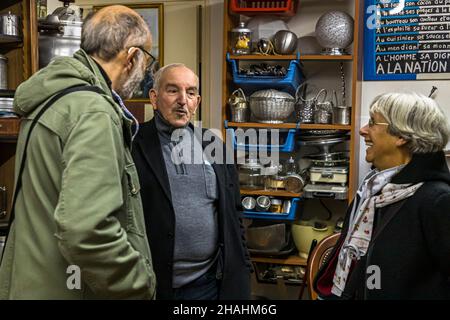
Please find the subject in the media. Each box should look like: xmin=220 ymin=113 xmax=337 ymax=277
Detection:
xmin=223 ymin=0 xmax=363 ymax=270
xmin=250 ymin=254 xmax=307 ymax=266
xmin=0 ymin=34 xmax=22 ymax=45
xmin=228 ymin=54 xmax=353 ymax=61
xmin=227 ymin=122 xmax=352 ymax=130
xmin=241 ymin=189 xmax=301 ymax=197
xmin=0 ymin=118 xmax=20 ymax=139
xmin=0 ymin=0 xmax=38 ymax=227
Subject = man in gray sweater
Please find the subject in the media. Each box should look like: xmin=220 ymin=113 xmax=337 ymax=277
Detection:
xmin=132 ymin=64 xmax=252 ymax=300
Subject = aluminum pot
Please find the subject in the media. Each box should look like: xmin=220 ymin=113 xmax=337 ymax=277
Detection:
xmin=333 ymin=105 xmax=351 ymax=125
xmin=0 ymin=54 xmax=7 ymax=90
xmin=38 ymin=5 xmax=83 ymax=68
xmin=0 ymin=97 xmax=14 ymax=111
xmin=0 ymin=11 xmax=19 ymax=36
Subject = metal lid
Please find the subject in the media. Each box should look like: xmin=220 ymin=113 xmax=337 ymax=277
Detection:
xmin=250 ymin=89 xmax=294 ymax=101
xmin=232 ymin=22 xmax=251 ymax=33
xmin=42 ymin=5 xmax=82 ymax=26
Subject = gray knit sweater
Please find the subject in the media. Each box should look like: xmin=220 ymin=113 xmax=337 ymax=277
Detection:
xmin=155 ymin=112 xmax=219 ymax=288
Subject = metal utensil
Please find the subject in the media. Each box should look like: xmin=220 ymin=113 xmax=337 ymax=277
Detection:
xmin=339 ymin=62 xmax=346 ymax=106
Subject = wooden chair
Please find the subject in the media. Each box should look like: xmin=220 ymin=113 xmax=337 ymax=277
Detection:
xmin=306 ymin=233 xmax=341 ymax=300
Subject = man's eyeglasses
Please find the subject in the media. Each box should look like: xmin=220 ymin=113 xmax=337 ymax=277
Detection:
xmin=368 ymin=118 xmax=389 ymax=127
xmin=130 ymin=46 xmax=157 ymax=71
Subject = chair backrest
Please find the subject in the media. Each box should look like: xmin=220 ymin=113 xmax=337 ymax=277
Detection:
xmin=306 ymin=232 xmax=341 ymax=300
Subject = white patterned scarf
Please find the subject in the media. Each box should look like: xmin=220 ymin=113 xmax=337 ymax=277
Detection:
xmin=331 ymin=165 xmax=424 ymax=297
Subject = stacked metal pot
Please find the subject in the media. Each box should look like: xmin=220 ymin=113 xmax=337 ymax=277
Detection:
xmin=38 ymin=1 xmax=83 ymax=68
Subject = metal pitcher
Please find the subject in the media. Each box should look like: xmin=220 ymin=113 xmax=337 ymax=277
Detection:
xmin=228 ymin=88 xmax=248 ymax=123
xmin=332 ymin=90 xmax=351 ymax=125
xmin=0 ymin=11 xmax=19 ymax=36
xmin=295 ymin=83 xmax=327 ymax=123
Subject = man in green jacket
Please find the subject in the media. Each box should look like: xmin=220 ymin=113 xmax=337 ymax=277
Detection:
xmin=0 ymin=5 xmax=156 ymax=299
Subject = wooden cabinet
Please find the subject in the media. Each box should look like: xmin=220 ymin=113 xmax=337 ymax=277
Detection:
xmin=0 ymin=0 xmax=38 ymax=229
xmin=1 ymin=0 xmax=38 ymax=90
xmin=222 ymin=0 xmax=363 ymax=267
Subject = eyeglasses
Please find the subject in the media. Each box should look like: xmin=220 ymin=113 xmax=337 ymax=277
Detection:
xmin=129 ymin=46 xmax=157 ymax=72
xmin=368 ymin=118 xmax=389 ymax=127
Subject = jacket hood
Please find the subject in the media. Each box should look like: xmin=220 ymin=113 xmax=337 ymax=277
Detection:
xmin=392 ymin=151 xmax=450 ymax=184
xmin=13 ymin=49 xmax=110 ymax=116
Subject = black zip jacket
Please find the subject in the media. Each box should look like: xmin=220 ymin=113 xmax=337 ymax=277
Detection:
xmin=314 ymin=151 xmax=450 ymax=300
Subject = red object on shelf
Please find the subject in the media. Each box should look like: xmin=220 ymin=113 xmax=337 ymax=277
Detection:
xmin=230 ymin=0 xmax=298 ymax=16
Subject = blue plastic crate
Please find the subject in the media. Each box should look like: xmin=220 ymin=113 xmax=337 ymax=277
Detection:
xmin=243 ymin=198 xmax=300 ymax=221
xmin=227 ymin=53 xmax=304 ymax=95
xmin=226 ymin=126 xmax=296 ymax=152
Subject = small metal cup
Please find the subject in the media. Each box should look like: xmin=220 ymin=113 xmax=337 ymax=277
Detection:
xmin=242 ymin=196 xmax=256 ymax=210
xmin=256 ymin=196 xmax=271 ymax=212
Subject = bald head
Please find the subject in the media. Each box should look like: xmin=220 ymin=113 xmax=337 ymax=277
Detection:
xmin=81 ymin=5 xmax=152 ymax=61
xmin=152 ymin=63 xmax=199 ymax=92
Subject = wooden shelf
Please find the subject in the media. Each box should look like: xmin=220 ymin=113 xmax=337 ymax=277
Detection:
xmin=228 ymin=54 xmax=353 ymax=61
xmin=251 ymin=254 xmax=307 ymax=266
xmin=241 ymin=189 xmax=301 ymax=198
xmin=227 ymin=122 xmax=351 ymax=130
xmin=0 ymin=34 xmax=22 ymax=45
xmin=0 ymin=118 xmax=20 ymax=139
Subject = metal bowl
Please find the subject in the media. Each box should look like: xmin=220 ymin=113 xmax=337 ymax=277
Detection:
xmin=249 ymin=89 xmax=295 ymax=124
xmin=306 ymin=152 xmax=349 ymax=167
xmin=273 ymin=30 xmax=298 ymax=55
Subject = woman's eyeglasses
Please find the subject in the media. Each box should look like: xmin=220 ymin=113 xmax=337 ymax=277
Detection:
xmin=368 ymin=118 xmax=389 ymax=127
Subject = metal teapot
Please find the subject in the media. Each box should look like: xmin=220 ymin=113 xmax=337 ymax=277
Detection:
xmin=228 ymin=88 xmax=248 ymax=123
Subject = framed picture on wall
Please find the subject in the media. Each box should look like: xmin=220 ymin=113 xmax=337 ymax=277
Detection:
xmin=93 ymin=3 xmax=164 ymax=101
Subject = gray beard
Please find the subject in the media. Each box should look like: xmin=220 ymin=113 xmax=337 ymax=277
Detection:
xmin=116 ymin=64 xmax=145 ymax=100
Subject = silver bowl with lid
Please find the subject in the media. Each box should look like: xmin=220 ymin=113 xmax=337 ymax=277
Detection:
xmin=249 ymin=89 xmax=295 ymax=124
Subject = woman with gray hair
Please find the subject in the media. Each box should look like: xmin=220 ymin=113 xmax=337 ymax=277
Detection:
xmin=314 ymin=92 xmax=450 ymax=299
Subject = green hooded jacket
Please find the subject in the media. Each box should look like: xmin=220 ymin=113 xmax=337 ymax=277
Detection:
xmin=0 ymin=50 xmax=156 ymax=299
